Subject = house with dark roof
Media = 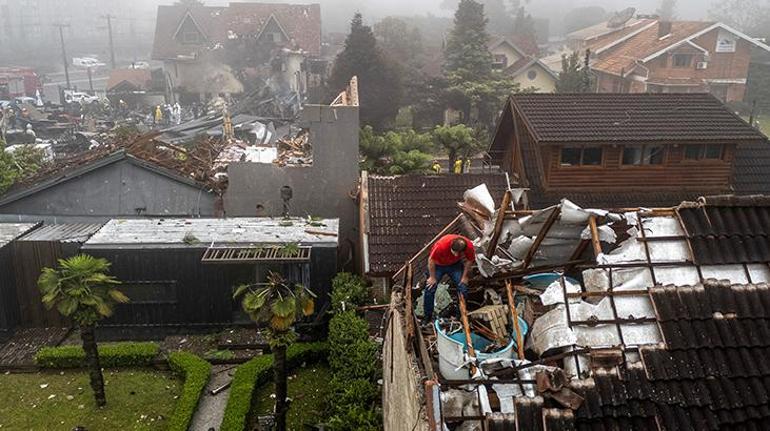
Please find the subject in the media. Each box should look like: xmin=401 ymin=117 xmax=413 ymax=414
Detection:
xmin=489 ymin=93 xmax=769 ymax=209
xmin=359 ymin=171 xmax=509 ymax=292
xmin=566 ymin=17 xmax=770 ymax=102
xmin=151 ymin=2 xmax=322 ymax=102
xmin=383 ymin=193 xmax=770 ymax=430
xmin=106 ymin=68 xmax=166 ymax=108
xmin=0 ymin=150 xmax=220 ymax=223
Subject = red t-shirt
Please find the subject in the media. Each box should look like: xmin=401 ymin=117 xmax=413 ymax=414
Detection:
xmin=429 ymin=234 xmax=475 ymax=266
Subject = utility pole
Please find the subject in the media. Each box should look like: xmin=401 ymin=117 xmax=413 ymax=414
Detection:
xmin=54 ymin=23 xmax=71 ymax=90
xmin=102 ymin=14 xmax=116 ymax=69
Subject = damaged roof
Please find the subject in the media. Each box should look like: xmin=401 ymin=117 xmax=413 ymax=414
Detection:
xmin=505 ymin=93 xmax=767 ymax=144
xmin=362 ymin=172 xmax=509 ymax=275
xmin=106 ymin=69 xmax=152 ymax=93
xmin=152 ymin=2 xmax=322 ymax=60
xmin=0 ymin=223 xmax=39 ymax=248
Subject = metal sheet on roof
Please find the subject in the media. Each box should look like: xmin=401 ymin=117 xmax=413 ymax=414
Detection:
xmin=0 ymin=223 xmax=39 ymax=248
xmin=83 ymin=218 xmax=339 ymax=248
xmin=18 ymin=223 xmax=104 ymax=243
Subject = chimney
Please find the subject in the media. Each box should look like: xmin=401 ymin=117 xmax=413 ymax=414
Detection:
xmin=658 ymin=21 xmax=672 ymax=38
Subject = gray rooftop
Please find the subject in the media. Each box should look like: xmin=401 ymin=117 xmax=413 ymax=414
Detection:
xmin=18 ymin=223 xmax=104 ymax=243
xmin=83 ymin=218 xmax=339 ymax=249
xmin=0 ymin=223 xmax=39 ymax=248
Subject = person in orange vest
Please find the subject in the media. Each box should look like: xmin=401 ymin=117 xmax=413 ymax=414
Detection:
xmin=422 ymin=234 xmax=475 ymax=325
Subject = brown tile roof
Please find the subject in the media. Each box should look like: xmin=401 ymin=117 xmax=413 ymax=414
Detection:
xmin=591 ymin=21 xmax=714 ymax=76
xmin=508 ymin=93 xmax=767 ymax=144
xmin=106 ymin=69 xmax=152 ymax=92
xmin=733 ymin=141 xmax=770 ymax=195
xmin=365 ymin=173 xmax=509 ymax=275
xmin=151 ymin=3 xmax=321 ymax=60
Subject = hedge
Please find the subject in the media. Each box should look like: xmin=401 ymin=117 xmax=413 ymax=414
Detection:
xmin=167 ymin=352 xmax=212 ymax=431
xmin=35 ymin=342 xmax=160 ymax=368
xmin=220 ymin=342 xmax=328 ymax=431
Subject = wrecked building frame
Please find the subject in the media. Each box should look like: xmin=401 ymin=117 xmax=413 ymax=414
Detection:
xmin=388 ymin=191 xmax=770 ymax=430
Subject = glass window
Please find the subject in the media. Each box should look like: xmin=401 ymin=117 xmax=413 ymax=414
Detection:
xmin=623 ymin=146 xmax=665 ymax=165
xmin=684 ymin=144 xmax=702 ymax=159
xmin=561 ymin=147 xmax=602 ymax=166
xmin=672 ymin=54 xmax=692 ymax=68
xmin=527 ymin=69 xmax=538 ymax=80
xmin=582 ymin=147 xmax=603 ymax=165
xmin=705 ymin=144 xmax=723 ymax=159
xmin=493 ymin=54 xmax=508 ymax=69
xmin=560 ymin=147 xmax=581 ymax=166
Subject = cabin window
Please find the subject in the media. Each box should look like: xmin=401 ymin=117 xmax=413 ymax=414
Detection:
xmin=684 ymin=144 xmax=724 ymax=160
xmin=622 ymin=145 xmax=665 ymax=165
xmin=672 ymin=54 xmax=693 ymax=68
xmin=182 ymin=31 xmax=202 ymax=45
xmin=527 ymin=69 xmax=538 ymax=80
xmin=560 ymin=146 xmax=603 ymax=166
xmin=492 ymin=54 xmax=508 ymax=69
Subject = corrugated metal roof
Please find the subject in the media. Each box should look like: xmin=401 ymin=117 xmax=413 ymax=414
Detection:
xmin=18 ymin=223 xmax=104 ymax=243
xmin=83 ymin=218 xmax=339 ymax=248
xmin=0 ymin=223 xmax=39 ymax=248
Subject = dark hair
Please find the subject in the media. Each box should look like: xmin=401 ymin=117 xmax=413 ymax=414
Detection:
xmin=451 ymin=238 xmax=467 ymax=253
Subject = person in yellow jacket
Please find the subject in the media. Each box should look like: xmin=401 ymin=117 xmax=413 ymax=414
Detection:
xmin=431 ymin=160 xmax=442 ymax=174
xmin=453 ymin=158 xmax=463 ymax=174
xmin=154 ymin=105 xmax=163 ymax=125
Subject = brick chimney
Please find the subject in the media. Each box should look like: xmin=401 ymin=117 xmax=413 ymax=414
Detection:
xmin=658 ymin=21 xmax=672 ymax=38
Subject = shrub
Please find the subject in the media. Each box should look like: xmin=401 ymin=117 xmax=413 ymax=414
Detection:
xmin=36 ymin=342 xmax=159 ymax=368
xmin=330 ymin=273 xmax=369 ymax=313
xmin=326 ymin=403 xmax=382 ymax=431
xmin=328 ymin=377 xmax=378 ymax=408
xmin=167 ymin=352 xmax=212 ymax=431
xmin=328 ymin=311 xmax=369 ymax=367
xmin=220 ymin=342 xmax=328 ymax=431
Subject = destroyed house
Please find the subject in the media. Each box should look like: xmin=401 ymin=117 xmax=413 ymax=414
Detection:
xmin=0 ymin=139 xmax=223 ymax=223
xmin=359 ymin=172 xmax=510 ymax=289
xmin=78 ymin=217 xmax=338 ymax=326
xmin=384 ymin=193 xmax=770 ymax=430
xmin=151 ymin=2 xmax=322 ymax=101
xmin=489 ymin=93 xmax=769 ymax=209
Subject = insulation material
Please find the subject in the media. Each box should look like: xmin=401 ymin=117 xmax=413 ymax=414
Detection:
xmin=582 ymin=268 xmax=611 ymax=292
xmin=620 ymin=323 xmax=662 ymax=346
xmin=654 ymin=266 xmax=700 ymax=286
xmin=476 ymin=254 xmax=516 ymax=278
xmin=599 ymin=231 xmax=647 ymax=264
xmin=463 ymin=184 xmax=496 ymax=219
xmin=701 ymin=265 xmax=749 ymax=283
xmin=529 ymin=305 xmax=577 ymax=355
xmin=441 ymin=389 xmax=480 ymax=419
xmin=563 ymin=349 xmax=591 ymax=379
xmin=570 ymin=301 xmax=621 ymax=348
xmin=647 ymin=240 xmax=690 ymax=263
xmin=540 ymin=278 xmax=581 ymax=306
xmin=580 ymin=224 xmax=617 ymax=244
xmin=642 ymin=216 xmax=685 ymax=237
xmin=748 ymin=264 xmax=770 ymax=282
xmin=508 ymin=236 xmax=534 ymax=260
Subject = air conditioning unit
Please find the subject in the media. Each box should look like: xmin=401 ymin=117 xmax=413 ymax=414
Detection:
xmin=696 ymin=62 xmax=709 ymax=70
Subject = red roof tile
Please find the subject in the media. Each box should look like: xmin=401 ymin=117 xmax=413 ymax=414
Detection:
xmin=151 ymin=3 xmax=321 ymax=60
xmin=107 ymin=69 xmax=152 ymax=92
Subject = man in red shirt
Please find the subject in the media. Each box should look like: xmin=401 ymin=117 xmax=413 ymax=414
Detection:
xmin=422 ymin=234 xmax=475 ymax=325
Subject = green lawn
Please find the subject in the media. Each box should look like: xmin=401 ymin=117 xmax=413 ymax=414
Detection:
xmin=0 ymin=368 xmax=181 ymax=430
xmin=251 ymin=364 xmax=331 ymax=429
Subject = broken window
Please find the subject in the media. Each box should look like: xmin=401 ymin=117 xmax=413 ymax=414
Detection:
xmin=560 ymin=147 xmax=603 ymax=166
xmin=622 ymin=145 xmax=665 ymax=165
xmin=672 ymin=53 xmax=693 ymax=68
xmin=684 ymin=144 xmax=724 ymax=160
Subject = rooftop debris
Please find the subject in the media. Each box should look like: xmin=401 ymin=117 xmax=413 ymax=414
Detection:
xmin=273 ymin=128 xmax=312 ymax=166
xmin=393 ymin=190 xmax=770 ymax=429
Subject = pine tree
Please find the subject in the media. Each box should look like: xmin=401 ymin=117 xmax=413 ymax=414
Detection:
xmin=556 ymin=50 xmax=595 ymax=93
xmin=656 ymin=0 xmax=677 ymax=20
xmin=444 ymin=0 xmax=492 ymax=81
xmin=329 ymin=13 xmax=402 ymax=130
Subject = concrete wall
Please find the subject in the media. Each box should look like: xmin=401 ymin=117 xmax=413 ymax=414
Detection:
xmin=383 ymin=292 xmax=430 ymax=431
xmin=224 ymin=104 xmax=359 ymax=260
xmin=0 ymin=159 xmax=217 ymax=221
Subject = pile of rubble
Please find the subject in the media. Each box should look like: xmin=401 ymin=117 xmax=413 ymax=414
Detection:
xmin=273 ymin=128 xmax=312 ymax=166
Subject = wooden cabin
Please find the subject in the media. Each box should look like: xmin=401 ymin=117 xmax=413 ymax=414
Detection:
xmin=488 ymin=93 xmax=769 ymax=209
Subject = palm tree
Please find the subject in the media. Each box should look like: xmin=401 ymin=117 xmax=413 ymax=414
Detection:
xmin=38 ymin=255 xmax=127 ymax=407
xmin=234 ymin=271 xmax=315 ymax=431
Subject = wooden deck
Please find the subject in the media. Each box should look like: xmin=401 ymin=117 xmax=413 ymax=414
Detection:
xmin=0 ymin=328 xmax=71 ymax=369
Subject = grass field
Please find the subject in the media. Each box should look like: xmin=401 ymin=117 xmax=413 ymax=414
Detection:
xmin=0 ymin=368 xmax=181 ymax=430
xmin=251 ymin=364 xmax=331 ymax=429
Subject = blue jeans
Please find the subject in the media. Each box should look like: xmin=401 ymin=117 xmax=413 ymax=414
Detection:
xmin=424 ymin=261 xmax=468 ymax=321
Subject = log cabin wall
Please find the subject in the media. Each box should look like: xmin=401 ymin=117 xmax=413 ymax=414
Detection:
xmin=540 ymin=143 xmax=735 ymax=192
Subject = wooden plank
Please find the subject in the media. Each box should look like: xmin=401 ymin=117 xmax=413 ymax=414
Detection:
xmin=486 ymin=190 xmax=513 ymax=256
xmin=458 ymin=294 xmax=478 ymax=375
xmin=588 ymin=215 xmax=603 ymax=258
xmin=405 ymin=262 xmax=414 ymax=351
xmin=521 ymin=206 xmax=561 ymax=269
xmin=505 ymin=280 xmax=525 ymax=360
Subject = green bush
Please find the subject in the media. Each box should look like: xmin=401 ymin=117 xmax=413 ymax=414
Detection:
xmin=328 ymin=311 xmax=368 ymax=367
xmin=329 ymin=377 xmax=378 ymax=407
xmin=167 ymin=352 xmax=212 ymax=431
xmin=220 ymin=342 xmax=328 ymax=431
xmin=330 ymin=273 xmax=369 ymax=313
xmin=326 ymin=403 xmax=382 ymax=431
xmin=35 ymin=342 xmax=159 ymax=368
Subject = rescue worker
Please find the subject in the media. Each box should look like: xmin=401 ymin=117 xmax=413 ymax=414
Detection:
xmin=422 ymin=234 xmax=476 ymax=325
xmin=453 ymin=158 xmax=463 ymax=174
xmin=154 ymin=105 xmax=163 ymax=125
xmin=431 ymin=160 xmax=442 ymax=174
